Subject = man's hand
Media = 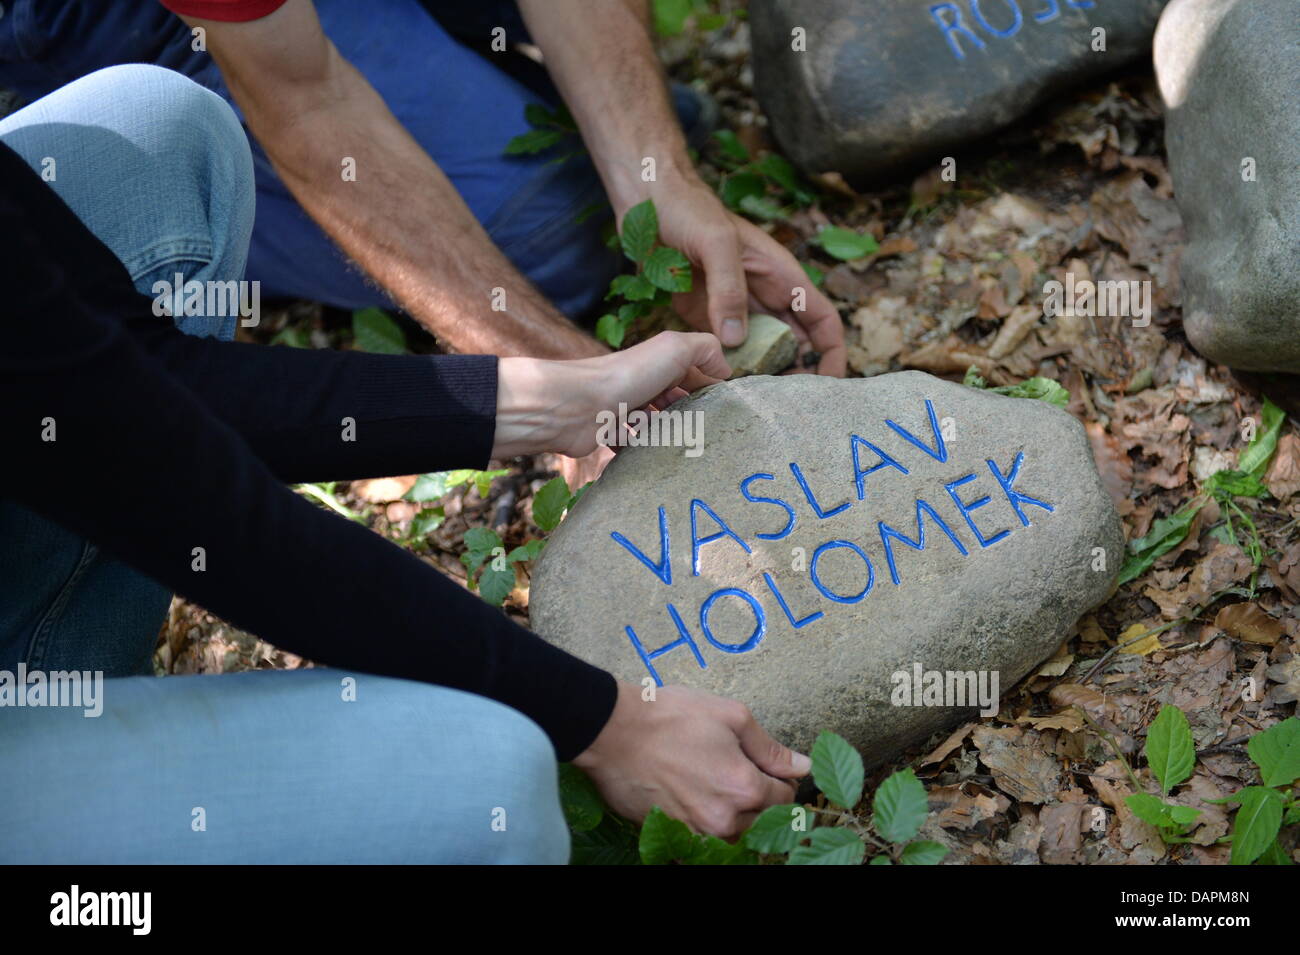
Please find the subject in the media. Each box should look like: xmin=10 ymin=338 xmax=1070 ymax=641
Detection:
xmin=573 ymin=682 xmax=811 ymax=839
xmin=518 ymin=0 xmax=846 ymax=378
xmin=492 ymin=330 xmax=730 ymax=460
xmin=640 ymin=173 xmax=848 ymax=377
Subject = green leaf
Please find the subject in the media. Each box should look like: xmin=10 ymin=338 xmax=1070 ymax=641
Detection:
xmin=1146 ymin=704 xmax=1196 ymax=795
xmin=1247 ymin=717 xmax=1300 ymax=787
xmin=988 ymin=377 xmax=1070 ymax=408
xmin=683 ymin=835 xmax=757 ymax=865
xmin=460 ymin=526 xmax=502 ymax=575
xmin=813 ymin=226 xmax=879 ymax=261
xmin=1228 ymin=786 xmax=1285 ymax=865
xmin=620 ymin=199 xmax=659 ymax=264
xmin=1124 ymin=793 xmax=1166 ymax=826
xmin=1125 ymin=793 xmax=1201 ymax=831
xmin=504 ymin=127 xmax=564 ymax=156
xmin=754 ymin=153 xmax=814 ymax=204
xmin=1169 ymin=804 xmax=1204 ymax=826
xmin=1285 ymin=802 xmax=1300 ymax=826
xmin=1239 ymin=397 xmax=1285 ymax=478
xmin=741 ymin=804 xmax=805 ymax=854
xmin=271 ymin=325 xmax=311 ymax=349
xmin=652 ymin=0 xmax=692 ymax=36
xmin=1204 ymin=467 xmax=1269 ymax=499
xmin=595 ymin=312 xmax=632 ymax=349
xmin=619 ymin=300 xmax=653 ymax=321
xmin=899 ymin=840 xmax=948 ymax=865
xmin=441 ymin=469 xmax=478 ymax=489
xmin=712 ymin=129 xmax=750 ymax=163
xmin=532 ymin=476 xmax=573 ymax=532
xmin=406 ymin=472 xmax=453 ymax=502
xmin=477 ymin=562 xmax=516 ymax=606
xmin=472 ymin=468 xmax=508 ymax=500
xmin=638 ymin=806 xmax=697 ymax=864
xmin=721 ymin=172 xmax=766 ymax=211
xmin=868 ymin=855 xmax=891 ymax=865
xmin=872 ymin=767 xmax=929 ymax=844
xmin=351 ymin=308 xmax=407 ymax=354
xmin=524 ymin=102 xmax=553 ymax=129
xmin=557 ymin=764 xmax=604 ymax=833
xmin=811 ymin=731 xmax=864 ymax=809
xmin=787 ymin=827 xmax=865 ymax=865
xmin=523 ymin=102 xmax=576 ymax=132
xmin=507 ymin=538 xmax=546 ymax=563
xmin=408 ymin=506 xmax=445 ymax=539
xmin=636 ymin=807 xmax=758 ymax=865
xmin=643 ymin=246 xmax=693 ymax=293
xmin=1117 ymin=500 xmax=1206 ymax=586
xmin=571 ymin=813 xmax=640 ymax=865
xmin=1256 ymin=837 xmax=1294 ymax=866
xmin=802 ymin=262 xmax=825 ymax=288
xmin=608 ymin=273 xmax=657 ymax=302
xmin=569 ymin=482 xmax=593 ymax=509
xmin=738 ymin=194 xmax=785 ymax=222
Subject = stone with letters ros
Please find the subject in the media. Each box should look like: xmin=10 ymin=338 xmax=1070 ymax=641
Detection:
xmin=530 ymin=371 xmax=1122 ymax=767
xmin=748 ymin=0 xmax=1169 ymax=181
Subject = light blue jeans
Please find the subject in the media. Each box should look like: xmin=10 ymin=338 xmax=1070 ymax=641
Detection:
xmin=0 ymin=63 xmax=250 ymax=680
xmin=0 ymin=65 xmax=569 ymax=864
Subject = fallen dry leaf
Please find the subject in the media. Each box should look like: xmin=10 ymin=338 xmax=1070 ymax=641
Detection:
xmin=930 ymin=782 xmax=1010 ymax=831
xmin=1213 ymin=603 xmax=1285 ymax=646
xmin=1117 ymin=623 xmax=1163 ymax=656
xmin=1265 ymin=433 xmax=1300 ymax=500
xmin=1018 ymin=710 xmax=1087 ymax=733
xmin=1039 ymin=802 xmax=1087 ymax=864
xmin=971 ymin=726 xmax=1062 ymax=805
xmin=920 ymin=722 xmax=975 ymax=767
xmin=1266 ymin=657 xmax=1300 ymax=704
xmin=1085 ymin=422 xmax=1134 ymax=512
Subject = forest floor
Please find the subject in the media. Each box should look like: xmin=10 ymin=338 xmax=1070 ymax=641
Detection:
xmin=159 ymin=14 xmax=1299 ymax=864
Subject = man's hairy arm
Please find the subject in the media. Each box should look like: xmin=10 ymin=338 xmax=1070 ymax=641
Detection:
xmin=517 ymin=0 xmax=689 ymax=215
xmin=520 ymin=0 xmax=846 ymax=376
xmin=183 ymin=0 xmax=606 ymax=359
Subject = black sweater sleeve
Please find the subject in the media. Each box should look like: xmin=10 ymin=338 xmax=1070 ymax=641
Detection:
xmin=11 ymin=137 xmax=501 ymax=484
xmin=0 ymin=144 xmax=616 ymax=760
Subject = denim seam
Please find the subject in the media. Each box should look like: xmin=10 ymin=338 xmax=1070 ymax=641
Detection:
xmin=24 ymin=540 xmax=99 ymax=670
xmin=122 ymin=237 xmax=214 ymax=284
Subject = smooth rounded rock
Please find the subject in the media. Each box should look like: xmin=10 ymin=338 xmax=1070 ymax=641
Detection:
xmin=531 ymin=371 xmax=1122 ymax=766
xmin=749 ymin=0 xmax=1169 ymax=181
xmin=1156 ymin=0 xmax=1300 ymax=373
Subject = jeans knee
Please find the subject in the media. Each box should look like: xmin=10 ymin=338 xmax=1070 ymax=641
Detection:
xmin=465 ymin=699 xmax=572 ymax=864
xmin=86 ymin=64 xmax=253 ymax=239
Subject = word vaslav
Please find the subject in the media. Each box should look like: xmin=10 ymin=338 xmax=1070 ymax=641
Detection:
xmin=608 ymin=399 xmax=1057 ymax=684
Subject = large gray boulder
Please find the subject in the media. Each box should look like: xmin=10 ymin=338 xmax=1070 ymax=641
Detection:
xmin=749 ymin=0 xmax=1168 ymax=180
xmin=1155 ymin=0 xmax=1300 ymax=373
xmin=531 ymin=372 xmax=1122 ymax=765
